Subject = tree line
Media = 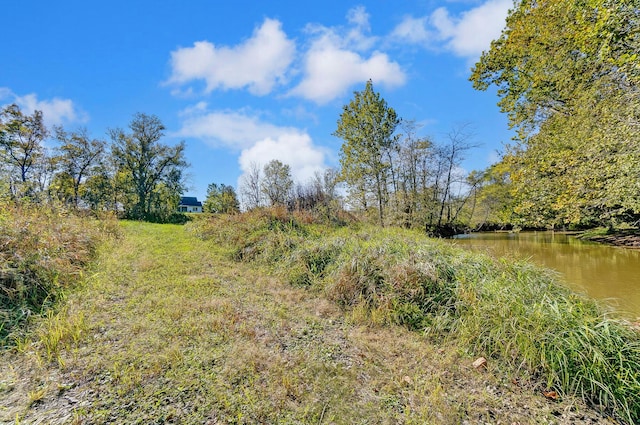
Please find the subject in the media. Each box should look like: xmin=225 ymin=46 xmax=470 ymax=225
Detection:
xmin=232 ymin=160 xmax=342 ymax=221
xmin=334 ymin=80 xmax=481 ymax=233
xmin=236 ymin=80 xmax=484 ymax=234
xmin=0 ymin=107 xmax=188 ymax=221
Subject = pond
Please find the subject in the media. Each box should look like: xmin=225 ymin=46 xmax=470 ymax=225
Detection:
xmin=451 ymin=232 xmax=640 ymax=318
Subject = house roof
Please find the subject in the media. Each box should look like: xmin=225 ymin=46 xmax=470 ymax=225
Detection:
xmin=179 ymin=196 xmax=202 ymax=207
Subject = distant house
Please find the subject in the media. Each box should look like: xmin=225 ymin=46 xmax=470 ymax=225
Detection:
xmin=178 ymin=196 xmax=203 ymax=213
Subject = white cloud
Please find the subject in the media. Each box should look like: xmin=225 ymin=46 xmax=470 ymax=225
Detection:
xmin=290 ymin=9 xmax=406 ymax=104
xmin=0 ymin=88 xmax=87 ymax=127
xmin=390 ymin=0 xmax=511 ymax=59
xmin=166 ymin=18 xmax=295 ymax=95
xmin=345 ymin=6 xmax=377 ymax=51
xmin=239 ymin=132 xmax=326 ymax=184
xmin=176 ymin=104 xmax=327 ymax=185
xmin=389 ymin=16 xmax=431 ymax=44
xmin=435 ymin=0 xmax=511 ymax=57
xmin=0 ymin=87 xmax=12 ymax=99
xmin=176 ymin=104 xmax=300 ymax=150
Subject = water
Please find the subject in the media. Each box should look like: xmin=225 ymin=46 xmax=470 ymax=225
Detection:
xmin=451 ymin=232 xmax=640 ymax=318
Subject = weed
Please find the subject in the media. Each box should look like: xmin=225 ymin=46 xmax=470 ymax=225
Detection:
xmin=27 ymin=387 xmax=46 ymax=407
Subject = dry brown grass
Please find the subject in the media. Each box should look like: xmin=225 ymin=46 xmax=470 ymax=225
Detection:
xmin=0 ymin=200 xmax=118 ymax=345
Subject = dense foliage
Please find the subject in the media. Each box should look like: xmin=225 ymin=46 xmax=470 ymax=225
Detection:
xmin=203 ymin=182 xmax=240 ymax=214
xmin=192 ymin=209 xmax=640 ymax=423
xmin=472 ymin=0 xmax=640 ymax=229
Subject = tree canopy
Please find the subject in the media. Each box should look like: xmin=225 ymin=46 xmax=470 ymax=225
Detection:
xmin=110 ymin=113 xmax=188 ymax=220
xmin=54 ymin=127 xmax=106 ymax=208
xmin=0 ymin=104 xmax=48 ymax=197
xmin=204 ymin=183 xmax=240 ymax=214
xmin=471 ymin=0 xmax=640 ymax=228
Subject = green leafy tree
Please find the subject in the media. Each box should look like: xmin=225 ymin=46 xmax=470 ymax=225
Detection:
xmin=468 ymin=162 xmax=514 ymax=229
xmin=334 ymin=80 xmax=400 ymax=226
xmin=0 ymin=104 xmax=48 ymax=197
xmin=83 ymin=168 xmax=114 ymax=211
xmin=49 ymin=171 xmax=75 ymax=204
xmin=110 ymin=113 xmax=188 ymax=220
xmin=261 ymin=159 xmax=293 ymax=207
xmin=83 ymin=165 xmax=130 ymax=213
xmin=54 ymin=127 xmax=106 ymax=208
xmin=204 ymin=183 xmax=240 ymax=214
xmin=471 ymin=0 xmax=640 ymax=228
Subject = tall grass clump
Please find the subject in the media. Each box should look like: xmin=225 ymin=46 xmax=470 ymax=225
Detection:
xmin=192 ymin=210 xmax=640 ymax=423
xmin=0 ymin=201 xmax=117 ymax=346
xmin=188 ymin=207 xmax=310 ymax=263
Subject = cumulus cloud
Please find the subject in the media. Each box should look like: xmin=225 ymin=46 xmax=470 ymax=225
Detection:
xmin=176 ymin=103 xmax=299 ymax=150
xmin=389 ymin=16 xmax=431 ymax=44
xmin=176 ymin=103 xmax=327 ymax=185
xmin=0 ymin=88 xmax=87 ymax=127
xmin=166 ymin=18 xmax=295 ymax=95
xmin=290 ymin=7 xmax=406 ymax=104
xmin=239 ymin=132 xmax=326 ymax=183
xmin=345 ymin=6 xmax=378 ymax=51
xmin=390 ymin=0 xmax=511 ymax=59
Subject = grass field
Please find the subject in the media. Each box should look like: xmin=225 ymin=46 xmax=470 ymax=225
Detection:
xmin=0 ymin=218 xmax=627 ymax=424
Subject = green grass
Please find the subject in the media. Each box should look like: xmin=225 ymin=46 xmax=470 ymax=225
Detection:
xmin=193 ymin=209 xmax=640 ymax=424
xmin=0 ymin=217 xmax=608 ymax=424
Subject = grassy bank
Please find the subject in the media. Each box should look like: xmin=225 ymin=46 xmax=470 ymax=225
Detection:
xmin=0 ymin=201 xmax=118 ymax=346
xmin=0 ymin=218 xmax=612 ymax=424
xmin=193 ymin=208 xmax=640 ymax=423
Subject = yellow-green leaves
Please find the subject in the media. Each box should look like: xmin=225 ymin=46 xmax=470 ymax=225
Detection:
xmin=471 ymin=0 xmax=640 ymax=228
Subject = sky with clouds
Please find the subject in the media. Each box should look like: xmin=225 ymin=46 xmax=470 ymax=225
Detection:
xmin=2 ymin=0 xmax=514 ymax=200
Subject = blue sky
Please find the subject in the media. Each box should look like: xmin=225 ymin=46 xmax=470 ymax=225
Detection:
xmin=2 ymin=0 xmax=514 ymax=201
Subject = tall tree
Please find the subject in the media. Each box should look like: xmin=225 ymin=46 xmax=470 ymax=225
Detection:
xmin=110 ymin=113 xmax=188 ymax=220
xmin=54 ymin=127 xmax=106 ymax=208
xmin=334 ymin=80 xmax=400 ymax=226
xmin=395 ymin=120 xmax=434 ymax=227
xmin=471 ymin=0 xmax=640 ymax=228
xmin=434 ymin=124 xmax=478 ymax=227
xmin=261 ymin=159 xmax=293 ymax=207
xmin=204 ymin=183 xmax=240 ymax=214
xmin=0 ymin=104 xmax=48 ymax=197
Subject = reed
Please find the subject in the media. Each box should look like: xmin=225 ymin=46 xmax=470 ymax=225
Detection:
xmin=192 ymin=209 xmax=640 ymax=423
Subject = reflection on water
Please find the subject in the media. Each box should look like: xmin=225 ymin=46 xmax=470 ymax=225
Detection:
xmin=451 ymin=232 xmax=640 ymax=317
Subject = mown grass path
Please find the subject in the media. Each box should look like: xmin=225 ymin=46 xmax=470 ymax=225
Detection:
xmin=0 ymin=222 xmax=606 ymax=424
